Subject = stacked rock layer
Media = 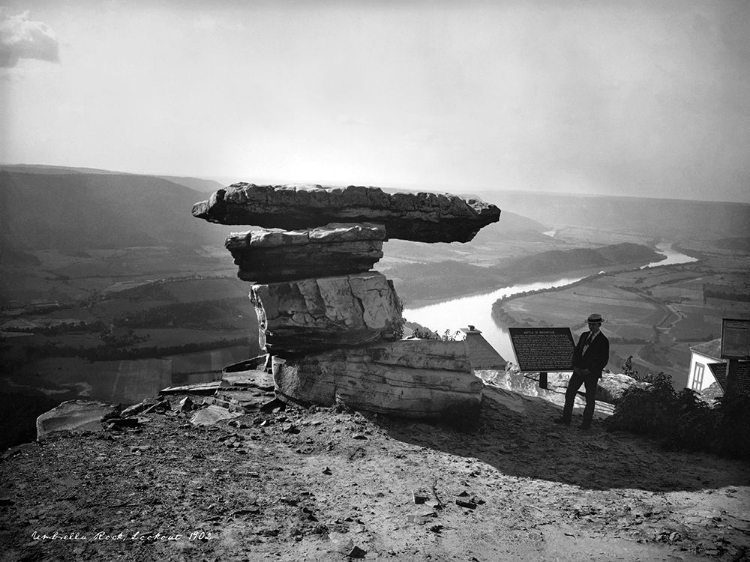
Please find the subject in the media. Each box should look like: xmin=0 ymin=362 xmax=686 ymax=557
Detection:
xmin=193 ymin=183 xmax=501 ymax=419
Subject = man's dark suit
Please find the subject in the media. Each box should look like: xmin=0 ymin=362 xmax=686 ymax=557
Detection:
xmin=560 ymin=330 xmax=610 ymax=428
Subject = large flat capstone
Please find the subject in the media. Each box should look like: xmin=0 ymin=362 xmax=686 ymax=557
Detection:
xmin=226 ymin=223 xmax=385 ymax=283
xmin=251 ymin=272 xmax=403 ymax=355
xmin=193 ymin=183 xmax=500 ymax=243
xmin=273 ymin=340 xmax=483 ymax=419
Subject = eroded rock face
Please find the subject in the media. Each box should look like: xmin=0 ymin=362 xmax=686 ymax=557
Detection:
xmin=193 ymin=183 xmax=500 ymax=243
xmin=226 ymin=223 xmax=385 ymax=283
xmin=273 ymin=340 xmax=482 ymax=419
xmin=251 ymin=272 xmax=403 ymax=355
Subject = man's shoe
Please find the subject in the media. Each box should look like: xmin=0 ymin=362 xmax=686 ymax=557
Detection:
xmin=554 ymin=418 xmax=570 ymax=426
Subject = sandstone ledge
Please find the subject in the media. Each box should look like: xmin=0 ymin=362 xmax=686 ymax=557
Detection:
xmin=193 ymin=183 xmax=500 ymax=243
xmin=226 ymin=223 xmax=385 ymax=282
xmin=250 ymin=272 xmax=403 ymax=355
xmin=273 ymin=340 xmax=482 ymax=420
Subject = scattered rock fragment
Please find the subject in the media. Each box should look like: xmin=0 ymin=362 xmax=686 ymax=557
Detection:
xmin=36 ymin=400 xmax=120 ymax=441
xmin=120 ymin=400 xmax=155 ymax=418
xmin=177 ymin=396 xmax=194 ymax=413
xmin=407 ymin=512 xmax=438 ymax=524
xmin=412 ymin=491 xmax=429 ymax=504
xmin=456 ymin=499 xmax=478 ymax=510
xmin=189 ymin=405 xmax=241 ymax=426
xmin=260 ymin=398 xmax=286 ymax=413
xmin=142 ymin=399 xmax=171 ymax=414
xmin=105 ymin=417 xmax=142 ymax=430
xmin=347 ymin=545 xmax=367 ymax=558
xmin=328 ymin=532 xmax=354 ymax=554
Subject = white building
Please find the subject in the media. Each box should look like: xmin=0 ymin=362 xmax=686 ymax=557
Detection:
xmin=687 ymin=339 xmax=724 ymax=392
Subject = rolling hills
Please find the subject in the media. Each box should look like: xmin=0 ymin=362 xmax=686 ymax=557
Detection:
xmin=0 ymin=168 xmax=234 ymax=253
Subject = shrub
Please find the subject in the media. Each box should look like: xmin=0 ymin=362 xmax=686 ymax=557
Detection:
xmin=712 ymin=393 xmax=750 ymax=459
xmin=605 ymin=373 xmax=750 ymax=460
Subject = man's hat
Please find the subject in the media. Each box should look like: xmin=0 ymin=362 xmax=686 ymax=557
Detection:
xmin=587 ymin=313 xmax=604 ymax=324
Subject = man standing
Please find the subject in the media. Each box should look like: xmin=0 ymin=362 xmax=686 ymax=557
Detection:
xmin=555 ymin=313 xmax=610 ymax=430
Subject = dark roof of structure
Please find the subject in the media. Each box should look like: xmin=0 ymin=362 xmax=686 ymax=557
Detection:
xmin=462 ymin=327 xmax=506 ymax=370
xmin=707 ymin=362 xmax=728 ymax=391
xmin=690 ymin=339 xmax=722 ymax=360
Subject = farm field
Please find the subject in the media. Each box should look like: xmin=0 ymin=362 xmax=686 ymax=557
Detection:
xmin=6 ymin=345 xmax=249 ymax=405
xmin=0 ymin=247 xmax=261 ymax=406
xmin=493 ymin=242 xmax=750 ymax=388
xmin=0 ymin=246 xmax=238 ymax=307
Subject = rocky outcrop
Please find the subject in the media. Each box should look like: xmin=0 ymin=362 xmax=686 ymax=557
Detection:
xmin=596 ymin=373 xmax=651 ymax=404
xmin=193 ymin=179 xmax=502 ymax=419
xmin=273 ymin=340 xmax=482 ymax=419
xmin=251 ymin=272 xmax=402 ymax=355
xmin=193 ymin=183 xmax=500 ymax=243
xmin=226 ymin=223 xmax=385 ymax=283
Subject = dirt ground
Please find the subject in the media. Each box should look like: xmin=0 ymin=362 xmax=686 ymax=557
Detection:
xmin=1 ymin=383 xmax=749 ymax=562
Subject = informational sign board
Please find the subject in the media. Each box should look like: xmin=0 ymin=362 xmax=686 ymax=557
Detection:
xmin=721 ymin=319 xmax=750 ymax=359
xmin=509 ymin=327 xmax=575 ymax=372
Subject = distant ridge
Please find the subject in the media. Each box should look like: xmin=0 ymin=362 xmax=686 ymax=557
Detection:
xmin=0 ymin=163 xmax=129 ymax=175
xmin=3 ymin=163 xmax=748 ymax=252
xmin=472 ymin=190 xmax=750 ymax=241
xmin=389 ymin=243 xmax=661 ymax=303
xmin=0 ymin=169 xmax=234 ymax=252
xmin=157 ymin=176 xmax=225 ymax=193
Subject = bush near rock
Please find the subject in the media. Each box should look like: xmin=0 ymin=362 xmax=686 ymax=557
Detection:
xmin=605 ymin=373 xmax=750 ymax=459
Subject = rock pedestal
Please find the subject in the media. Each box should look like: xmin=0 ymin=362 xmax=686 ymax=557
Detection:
xmin=193 ymin=182 xmax=502 ymax=419
xmin=273 ymin=340 xmax=481 ymax=420
xmin=250 ymin=272 xmax=402 ymax=354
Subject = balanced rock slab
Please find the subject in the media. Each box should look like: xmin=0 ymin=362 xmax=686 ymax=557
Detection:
xmin=251 ymin=272 xmax=402 ymax=354
xmin=226 ymin=223 xmax=385 ymax=283
xmin=193 ymin=183 xmax=500 ymax=243
xmin=273 ymin=340 xmax=483 ymax=420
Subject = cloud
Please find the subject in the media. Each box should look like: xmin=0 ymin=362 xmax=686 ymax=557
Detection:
xmin=0 ymin=10 xmax=60 ymax=68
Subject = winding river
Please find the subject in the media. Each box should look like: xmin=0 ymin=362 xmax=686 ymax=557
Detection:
xmin=403 ymin=243 xmax=698 ymax=363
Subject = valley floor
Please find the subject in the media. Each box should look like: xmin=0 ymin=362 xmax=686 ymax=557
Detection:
xmin=1 ymin=383 xmax=748 ymax=562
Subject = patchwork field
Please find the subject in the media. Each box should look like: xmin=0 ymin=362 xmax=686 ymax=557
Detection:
xmin=0 ymin=246 xmax=261 ymax=406
xmin=493 ymin=245 xmax=750 ymax=388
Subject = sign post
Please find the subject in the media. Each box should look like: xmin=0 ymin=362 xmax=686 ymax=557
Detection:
xmin=720 ymin=319 xmax=750 ymax=398
xmin=508 ymin=327 xmax=576 ymax=389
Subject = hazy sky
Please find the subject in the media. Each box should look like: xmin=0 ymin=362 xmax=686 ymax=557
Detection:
xmin=2 ymin=0 xmax=749 ymax=202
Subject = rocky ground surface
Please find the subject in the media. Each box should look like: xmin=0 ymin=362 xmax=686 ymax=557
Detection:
xmin=1 ymin=382 xmax=749 ymax=562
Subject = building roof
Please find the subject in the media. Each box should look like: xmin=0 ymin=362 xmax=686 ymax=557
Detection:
xmin=708 ymin=360 xmax=750 ymax=396
xmin=461 ymin=326 xmax=507 ymax=370
xmin=707 ymin=362 xmax=728 ymax=391
xmin=690 ymin=339 xmax=722 ymax=360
